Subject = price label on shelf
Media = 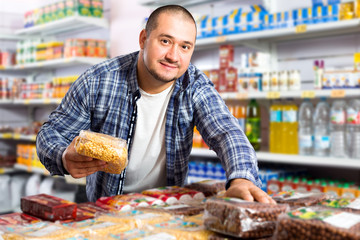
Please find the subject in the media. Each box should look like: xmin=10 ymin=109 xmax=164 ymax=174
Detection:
xmin=2 ymin=133 xmax=12 ymax=139
xmin=43 ymin=98 xmax=51 ymax=104
xmin=295 ymin=24 xmax=307 ymax=33
xmin=301 ymin=91 xmax=315 ymax=99
xmin=330 ymin=89 xmax=345 ymax=98
xmin=0 ymin=168 xmax=4 ymax=174
xmin=37 ymin=62 xmax=43 ymax=67
xmin=24 ymin=99 xmax=30 ymax=105
xmin=215 ymin=36 xmax=227 ymax=43
xmin=0 ymin=65 xmax=5 ymax=70
xmin=13 ymin=133 xmax=20 ymax=139
xmin=31 ymin=135 xmax=36 ymax=141
xmin=236 ymin=92 xmax=248 ymax=99
xmin=266 ymin=91 xmax=280 ymax=99
xmin=56 ymin=98 xmax=62 ymax=104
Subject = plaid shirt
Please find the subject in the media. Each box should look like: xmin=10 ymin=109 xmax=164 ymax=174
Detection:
xmin=36 ymin=51 xmax=261 ymax=202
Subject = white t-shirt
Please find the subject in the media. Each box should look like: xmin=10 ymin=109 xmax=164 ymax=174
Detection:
xmin=123 ymin=84 xmax=174 ymax=193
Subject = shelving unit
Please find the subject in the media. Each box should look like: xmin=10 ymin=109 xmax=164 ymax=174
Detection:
xmin=0 ymin=133 xmax=36 ymax=141
xmin=191 ymin=148 xmax=360 ymax=169
xmin=14 ymin=163 xmax=50 ymax=176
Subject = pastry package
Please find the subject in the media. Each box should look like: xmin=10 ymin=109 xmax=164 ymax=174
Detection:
xmin=0 ymin=221 xmax=82 ymax=240
xmin=21 ymin=194 xmax=77 ymax=221
xmin=318 ymin=198 xmax=360 ymax=214
xmin=74 ymin=130 xmax=128 ymax=174
xmin=204 ymin=197 xmax=289 ymax=239
xmin=136 ymin=202 xmax=204 ymax=216
xmin=96 ymin=193 xmax=164 ymax=211
xmin=95 ymin=209 xmax=173 ymax=228
xmin=271 ymin=191 xmax=328 ymax=208
xmin=0 ymin=213 xmax=40 ymax=225
xmin=93 ymin=228 xmax=176 ymax=240
xmin=273 ymin=206 xmax=360 ymax=240
xmin=61 ymin=218 xmax=132 ymax=238
xmin=185 ymin=179 xmax=226 ymax=197
xmin=147 ymin=218 xmax=214 ymax=240
xmin=141 ymin=186 xmax=205 ymax=204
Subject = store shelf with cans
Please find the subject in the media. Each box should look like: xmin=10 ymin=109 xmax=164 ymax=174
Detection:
xmin=219 ymin=88 xmax=360 ymax=100
xmin=191 ymin=148 xmax=360 ymax=169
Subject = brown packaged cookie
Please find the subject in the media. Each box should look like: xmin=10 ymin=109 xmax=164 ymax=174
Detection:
xmin=185 ymin=180 xmax=225 ymax=197
xmin=271 ymin=191 xmax=328 ymax=208
xmin=74 ymin=130 xmax=128 ymax=174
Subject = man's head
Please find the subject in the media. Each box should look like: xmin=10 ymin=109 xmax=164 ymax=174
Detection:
xmin=137 ymin=5 xmax=197 ymax=93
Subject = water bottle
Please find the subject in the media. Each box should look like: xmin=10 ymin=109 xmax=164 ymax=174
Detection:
xmin=346 ymin=99 xmax=360 ymax=159
xmin=313 ymin=99 xmax=330 ymax=157
xmin=298 ymin=100 xmax=314 ymax=155
xmin=245 ymin=99 xmax=261 ymax=151
xmin=330 ymin=100 xmax=347 ymax=158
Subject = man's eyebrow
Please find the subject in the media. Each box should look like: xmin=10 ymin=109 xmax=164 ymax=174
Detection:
xmin=159 ymin=34 xmax=194 ymax=46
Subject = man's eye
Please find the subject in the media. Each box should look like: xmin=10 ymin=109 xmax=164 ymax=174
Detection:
xmin=161 ymin=39 xmax=169 ymax=44
xmin=182 ymin=45 xmax=190 ymax=50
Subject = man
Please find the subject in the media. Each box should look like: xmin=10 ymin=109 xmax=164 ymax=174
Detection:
xmin=36 ymin=5 xmax=275 ymax=204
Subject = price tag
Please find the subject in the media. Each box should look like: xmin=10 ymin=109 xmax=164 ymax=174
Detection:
xmin=19 ymin=65 xmax=25 ymax=69
xmin=24 ymin=99 xmax=30 ymax=104
xmin=301 ymin=91 xmax=315 ymax=99
xmin=64 ymin=58 xmax=71 ymax=63
xmin=2 ymin=133 xmax=12 ymax=139
xmin=295 ymin=24 xmax=307 ymax=33
xmin=330 ymin=89 xmax=345 ymax=98
xmin=27 ymin=165 xmax=32 ymax=172
xmin=56 ymin=98 xmax=62 ymax=104
xmin=0 ymin=168 xmax=4 ymax=174
xmin=215 ymin=36 xmax=227 ymax=43
xmin=31 ymin=135 xmax=36 ymax=141
xmin=266 ymin=91 xmax=280 ymax=99
xmin=0 ymin=65 xmax=5 ymax=70
xmin=37 ymin=62 xmax=43 ymax=67
xmin=236 ymin=92 xmax=248 ymax=99
xmin=13 ymin=133 xmax=20 ymax=139
xmin=43 ymin=98 xmax=51 ymax=104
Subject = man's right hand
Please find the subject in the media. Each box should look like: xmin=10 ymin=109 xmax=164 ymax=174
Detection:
xmin=62 ymin=136 xmax=107 ymax=178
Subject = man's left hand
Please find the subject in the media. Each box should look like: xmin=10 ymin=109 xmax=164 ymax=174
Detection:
xmin=224 ymin=178 xmax=276 ymax=204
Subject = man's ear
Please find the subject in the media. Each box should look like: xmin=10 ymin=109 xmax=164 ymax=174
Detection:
xmin=139 ymin=29 xmax=147 ymax=50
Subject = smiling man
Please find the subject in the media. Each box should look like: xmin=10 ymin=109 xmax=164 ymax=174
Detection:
xmin=36 ymin=5 xmax=275 ymax=204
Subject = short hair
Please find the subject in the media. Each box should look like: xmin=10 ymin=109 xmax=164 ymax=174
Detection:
xmin=145 ymin=5 xmax=196 ymax=37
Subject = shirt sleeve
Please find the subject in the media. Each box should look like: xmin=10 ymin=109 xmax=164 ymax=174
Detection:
xmin=36 ymin=71 xmax=91 ymax=176
xmin=192 ymin=73 xmax=262 ymax=189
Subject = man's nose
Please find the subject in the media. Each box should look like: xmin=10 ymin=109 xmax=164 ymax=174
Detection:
xmin=165 ymin=45 xmax=179 ymax=63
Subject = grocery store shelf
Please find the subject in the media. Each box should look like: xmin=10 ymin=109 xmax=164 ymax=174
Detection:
xmin=0 ymin=33 xmax=24 ymax=41
xmin=190 ymin=148 xmax=360 ymax=169
xmin=12 ymin=98 xmax=62 ymax=105
xmin=0 ymin=133 xmax=36 ymax=141
xmin=15 ymin=15 xmax=109 ymax=36
xmin=0 ymin=167 xmax=16 ymax=174
xmin=219 ymin=89 xmax=360 ymax=100
xmin=14 ymin=164 xmax=50 ymax=175
xmin=10 ymin=57 xmax=107 ymax=70
xmin=196 ymin=19 xmax=360 ymax=50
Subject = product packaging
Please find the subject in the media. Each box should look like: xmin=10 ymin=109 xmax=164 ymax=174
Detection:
xmin=141 ymin=186 xmax=205 ymax=204
xmin=271 ymin=191 xmax=328 ymax=208
xmin=185 ymin=179 xmax=225 ymax=197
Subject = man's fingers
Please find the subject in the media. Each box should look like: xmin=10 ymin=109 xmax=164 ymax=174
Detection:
xmin=250 ymin=188 xmax=277 ymax=204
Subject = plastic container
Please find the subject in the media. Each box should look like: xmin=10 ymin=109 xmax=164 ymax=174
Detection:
xmin=234 ymin=104 xmax=246 ymax=131
xmin=330 ymin=100 xmax=348 ymax=158
xmin=313 ymin=99 xmax=331 ymax=157
xmin=269 ymin=101 xmax=282 ymax=153
xmin=298 ymin=100 xmax=314 ymax=155
xmin=282 ymin=99 xmax=298 ymax=154
xmin=346 ymin=99 xmax=360 ymax=158
xmin=245 ymin=99 xmax=261 ymax=151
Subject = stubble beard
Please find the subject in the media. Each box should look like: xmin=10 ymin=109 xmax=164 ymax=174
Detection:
xmin=143 ymin=56 xmax=178 ymax=83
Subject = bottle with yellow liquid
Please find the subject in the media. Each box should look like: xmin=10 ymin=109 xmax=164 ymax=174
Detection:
xmin=282 ymin=99 xmax=298 ymax=154
xmin=269 ymin=101 xmax=282 ymax=153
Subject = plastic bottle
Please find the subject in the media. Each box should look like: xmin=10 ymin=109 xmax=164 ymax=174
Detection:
xmin=298 ymin=100 xmax=314 ymax=155
xmin=269 ymin=101 xmax=282 ymax=153
xmin=313 ymin=99 xmax=330 ymax=157
xmin=234 ymin=104 xmax=246 ymax=132
xmin=330 ymin=100 xmax=348 ymax=158
xmin=282 ymin=99 xmax=298 ymax=154
xmin=346 ymin=99 xmax=360 ymax=159
xmin=245 ymin=99 xmax=261 ymax=151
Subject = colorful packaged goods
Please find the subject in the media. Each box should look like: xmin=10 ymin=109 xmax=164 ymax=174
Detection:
xmin=96 ymin=193 xmax=164 ymax=211
xmin=20 ymin=193 xmax=77 ymax=221
xmin=137 ymin=203 xmax=204 ymax=216
xmin=78 ymin=0 xmax=92 ymax=16
xmin=204 ymin=197 xmax=289 ymax=239
xmin=103 ymin=229 xmax=176 ymax=240
xmin=141 ymin=186 xmax=205 ymax=204
xmin=273 ymin=207 xmax=360 ymax=240
xmin=96 ymin=40 xmax=107 ymax=57
xmin=318 ymin=198 xmax=360 ymax=214
xmin=185 ymin=179 xmax=225 ymax=197
xmin=91 ymin=0 xmax=104 ymax=18
xmin=0 ymin=213 xmax=40 ymax=225
xmin=271 ymin=191 xmax=328 ymax=208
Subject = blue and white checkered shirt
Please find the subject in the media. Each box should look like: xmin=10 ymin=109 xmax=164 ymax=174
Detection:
xmin=36 ymin=51 xmax=261 ymax=202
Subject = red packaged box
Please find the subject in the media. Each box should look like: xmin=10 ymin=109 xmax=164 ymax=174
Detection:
xmin=225 ymin=67 xmax=238 ymax=92
xmin=0 ymin=213 xmax=40 ymax=225
xmin=219 ymin=45 xmax=234 ymax=69
xmin=209 ymin=69 xmax=220 ymax=91
xmin=21 ymin=194 xmax=77 ymax=221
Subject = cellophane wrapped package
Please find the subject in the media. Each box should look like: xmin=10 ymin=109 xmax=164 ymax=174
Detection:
xmin=0 ymin=213 xmax=40 ymax=225
xmin=204 ymin=197 xmax=289 ymax=239
xmin=141 ymin=186 xmax=205 ymax=204
xmin=93 ymin=228 xmax=176 ymax=240
xmin=273 ymin=206 xmax=360 ymax=239
xmin=136 ymin=202 xmax=204 ymax=217
xmin=74 ymin=130 xmax=128 ymax=174
xmin=271 ymin=191 xmax=328 ymax=208
xmin=185 ymin=179 xmax=226 ymax=197
xmin=21 ymin=194 xmax=77 ymax=221
xmin=318 ymin=198 xmax=360 ymax=214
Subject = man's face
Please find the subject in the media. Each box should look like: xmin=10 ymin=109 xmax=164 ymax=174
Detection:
xmin=140 ymin=12 xmax=196 ymax=83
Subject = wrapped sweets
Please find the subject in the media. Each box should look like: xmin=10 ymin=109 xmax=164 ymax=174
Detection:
xmin=141 ymin=186 xmax=205 ymax=204
xmin=96 ymin=193 xmax=164 ymax=211
xmin=136 ymin=203 xmax=204 ymax=216
xmin=0 ymin=221 xmax=81 ymax=240
xmin=0 ymin=213 xmax=40 ymax=225
xmin=95 ymin=209 xmax=173 ymax=228
xmin=271 ymin=191 xmax=328 ymax=208
xmin=21 ymin=194 xmax=77 ymax=221
xmin=204 ymin=197 xmax=289 ymax=239
xmin=74 ymin=130 xmax=128 ymax=174
xmin=274 ymin=206 xmax=360 ymax=240
xmin=185 ymin=179 xmax=226 ymax=197
xmin=318 ymin=198 xmax=360 ymax=214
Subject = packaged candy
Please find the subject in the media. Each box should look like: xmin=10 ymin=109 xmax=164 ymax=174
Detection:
xmin=141 ymin=186 xmax=205 ymax=204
